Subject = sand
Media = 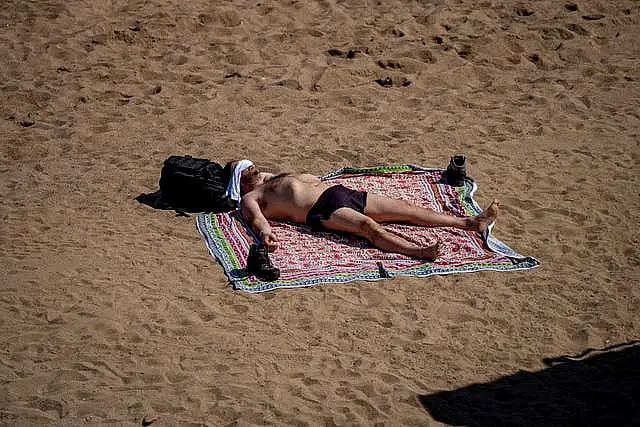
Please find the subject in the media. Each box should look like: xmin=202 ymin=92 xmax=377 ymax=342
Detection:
xmin=1 ymin=0 xmax=639 ymax=425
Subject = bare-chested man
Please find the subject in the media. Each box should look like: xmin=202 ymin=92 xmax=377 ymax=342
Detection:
xmin=222 ymin=159 xmax=499 ymax=261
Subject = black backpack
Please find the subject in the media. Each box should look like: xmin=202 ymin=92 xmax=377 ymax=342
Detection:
xmin=158 ymin=155 xmax=236 ymax=213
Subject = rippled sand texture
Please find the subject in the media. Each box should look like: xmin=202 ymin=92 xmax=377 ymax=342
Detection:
xmin=1 ymin=0 xmax=638 ymax=425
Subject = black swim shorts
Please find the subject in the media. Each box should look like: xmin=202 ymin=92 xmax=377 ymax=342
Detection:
xmin=306 ymin=184 xmax=368 ymax=231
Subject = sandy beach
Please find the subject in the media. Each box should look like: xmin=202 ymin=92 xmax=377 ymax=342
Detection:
xmin=1 ymin=0 xmax=639 ymax=425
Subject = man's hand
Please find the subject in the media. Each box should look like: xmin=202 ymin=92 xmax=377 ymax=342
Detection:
xmin=260 ymin=229 xmax=278 ymax=252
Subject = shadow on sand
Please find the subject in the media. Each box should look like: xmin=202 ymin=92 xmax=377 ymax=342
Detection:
xmin=418 ymin=341 xmax=640 ymax=427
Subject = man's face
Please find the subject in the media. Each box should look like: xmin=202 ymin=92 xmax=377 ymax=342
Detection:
xmin=237 ymin=162 xmax=260 ymax=192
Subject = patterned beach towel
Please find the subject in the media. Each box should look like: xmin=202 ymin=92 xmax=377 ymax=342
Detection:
xmin=197 ymin=165 xmax=538 ymax=292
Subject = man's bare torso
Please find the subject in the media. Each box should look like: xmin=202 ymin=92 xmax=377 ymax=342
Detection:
xmin=243 ymin=173 xmax=332 ymax=223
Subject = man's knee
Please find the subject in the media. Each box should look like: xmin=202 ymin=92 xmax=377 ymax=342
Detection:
xmin=359 ymin=217 xmax=385 ymax=240
xmin=397 ymin=199 xmax=416 ymax=211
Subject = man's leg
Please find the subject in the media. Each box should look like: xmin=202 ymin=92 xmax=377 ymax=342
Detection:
xmin=363 ymin=193 xmax=499 ymax=233
xmin=320 ymin=208 xmax=442 ymax=260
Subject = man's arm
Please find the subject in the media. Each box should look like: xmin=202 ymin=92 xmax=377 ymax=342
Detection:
xmin=240 ymin=194 xmax=278 ymax=251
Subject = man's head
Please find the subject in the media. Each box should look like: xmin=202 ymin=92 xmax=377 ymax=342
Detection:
xmin=223 ymin=159 xmax=260 ymax=201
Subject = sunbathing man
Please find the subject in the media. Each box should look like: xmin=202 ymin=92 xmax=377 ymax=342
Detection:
xmin=222 ymin=160 xmax=499 ymax=261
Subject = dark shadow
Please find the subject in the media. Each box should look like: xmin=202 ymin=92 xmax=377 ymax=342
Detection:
xmin=295 ymin=224 xmax=367 ymax=247
xmin=135 ymin=190 xmax=190 ymax=217
xmin=418 ymin=341 xmax=640 ymax=427
xmin=135 ymin=189 xmax=237 ymax=217
xmin=135 ymin=190 xmax=172 ymax=211
xmin=229 ymin=268 xmax=249 ymax=280
xmin=291 ymin=223 xmax=395 ymax=254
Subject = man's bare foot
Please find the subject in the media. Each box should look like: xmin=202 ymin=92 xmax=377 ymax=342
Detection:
xmin=418 ymin=239 xmax=443 ymax=261
xmin=468 ymin=199 xmax=500 ymax=233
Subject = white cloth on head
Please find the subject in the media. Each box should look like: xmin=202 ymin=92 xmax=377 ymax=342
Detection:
xmin=225 ymin=159 xmax=253 ymax=202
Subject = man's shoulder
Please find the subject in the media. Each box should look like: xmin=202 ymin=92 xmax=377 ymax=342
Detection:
xmin=241 ymin=188 xmax=264 ymax=203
